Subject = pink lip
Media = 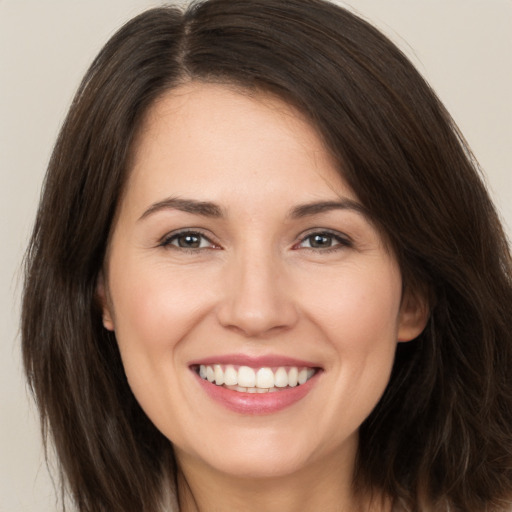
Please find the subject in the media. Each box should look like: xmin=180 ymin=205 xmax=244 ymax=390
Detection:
xmin=189 ymin=354 xmax=322 ymax=415
xmin=195 ymin=375 xmax=319 ymax=414
xmin=188 ymin=354 xmax=320 ymax=369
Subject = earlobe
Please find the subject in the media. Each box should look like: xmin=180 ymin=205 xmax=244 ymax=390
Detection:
xmin=397 ymin=288 xmax=430 ymax=342
xmin=96 ymin=273 xmax=115 ymax=331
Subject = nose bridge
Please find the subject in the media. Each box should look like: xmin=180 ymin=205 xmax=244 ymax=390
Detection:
xmin=217 ymin=240 xmax=297 ymax=336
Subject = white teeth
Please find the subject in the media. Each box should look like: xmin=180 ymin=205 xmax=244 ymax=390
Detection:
xmin=225 ymin=385 xmax=270 ymax=393
xmin=197 ymin=363 xmax=317 ymax=391
xmin=206 ymin=366 xmax=215 ymax=383
xmin=238 ymin=366 xmax=256 ymax=387
xmin=214 ymin=364 xmax=224 ymax=385
xmin=224 ymin=365 xmax=237 ymax=386
xmin=274 ymin=367 xmax=288 ymax=388
xmin=298 ymin=368 xmax=308 ymax=385
xmin=256 ymin=367 xmax=274 ymax=388
xmin=288 ymin=367 xmax=298 ymax=387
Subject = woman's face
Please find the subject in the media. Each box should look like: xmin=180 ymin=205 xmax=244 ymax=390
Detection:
xmin=100 ymin=82 xmax=426 ymax=481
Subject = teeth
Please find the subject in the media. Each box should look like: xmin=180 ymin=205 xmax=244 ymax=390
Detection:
xmin=224 ymin=365 xmax=237 ymax=386
xmin=298 ymin=368 xmax=308 ymax=385
xmin=214 ymin=364 xmax=224 ymax=385
xmin=288 ymin=367 xmax=298 ymax=387
xmin=238 ymin=366 xmax=256 ymax=387
xmin=197 ymin=364 xmax=317 ymax=391
xmin=256 ymin=367 xmax=274 ymax=388
xmin=274 ymin=367 xmax=288 ymax=387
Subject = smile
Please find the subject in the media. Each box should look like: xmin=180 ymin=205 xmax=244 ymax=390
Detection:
xmin=196 ymin=364 xmax=317 ymax=393
xmin=191 ymin=358 xmax=322 ymax=414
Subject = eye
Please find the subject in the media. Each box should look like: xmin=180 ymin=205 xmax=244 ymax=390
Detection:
xmin=161 ymin=231 xmax=218 ymax=250
xmin=296 ymin=231 xmax=351 ymax=251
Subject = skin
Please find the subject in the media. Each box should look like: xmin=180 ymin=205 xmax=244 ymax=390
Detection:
xmin=99 ymin=82 xmax=428 ymax=512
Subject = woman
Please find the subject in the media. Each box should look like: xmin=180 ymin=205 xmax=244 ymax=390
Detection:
xmin=21 ymin=0 xmax=512 ymax=510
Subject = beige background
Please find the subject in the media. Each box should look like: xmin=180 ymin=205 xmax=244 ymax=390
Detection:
xmin=1 ymin=1 xmax=510 ymax=510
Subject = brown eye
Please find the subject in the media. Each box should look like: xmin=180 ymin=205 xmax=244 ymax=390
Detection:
xmin=297 ymin=231 xmax=351 ymax=251
xmin=162 ymin=231 xmax=214 ymax=250
xmin=307 ymin=234 xmax=334 ymax=248
xmin=175 ymin=233 xmax=202 ymax=248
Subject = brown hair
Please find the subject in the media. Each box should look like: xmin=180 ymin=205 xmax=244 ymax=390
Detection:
xmin=22 ymin=1 xmax=512 ymax=510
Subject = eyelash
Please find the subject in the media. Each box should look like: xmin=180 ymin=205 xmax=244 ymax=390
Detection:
xmin=159 ymin=229 xmax=352 ymax=253
xmin=293 ymin=230 xmax=352 ymax=253
xmin=159 ymin=230 xmax=218 ymax=252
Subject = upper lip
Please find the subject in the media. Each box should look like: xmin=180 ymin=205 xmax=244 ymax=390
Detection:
xmin=188 ymin=354 xmax=321 ymax=369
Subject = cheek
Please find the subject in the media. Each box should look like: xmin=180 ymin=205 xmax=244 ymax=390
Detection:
xmin=107 ymin=263 xmax=214 ymax=436
xmin=301 ymin=261 xmax=402 ymax=410
xmin=304 ymin=311 xmax=398 ymax=451
xmin=303 ymin=260 xmax=402 ymax=347
xmin=111 ymin=263 xmax=207 ymax=344
xmin=107 ymin=262 xmax=217 ymax=400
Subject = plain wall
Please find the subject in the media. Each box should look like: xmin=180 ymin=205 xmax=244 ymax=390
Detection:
xmin=1 ymin=1 xmax=510 ymax=511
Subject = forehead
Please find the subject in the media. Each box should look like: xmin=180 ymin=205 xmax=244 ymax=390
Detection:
xmin=123 ymin=81 xmax=356 ymax=213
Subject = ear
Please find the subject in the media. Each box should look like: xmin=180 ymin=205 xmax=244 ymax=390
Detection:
xmin=397 ymin=287 xmax=430 ymax=342
xmin=96 ymin=273 xmax=115 ymax=331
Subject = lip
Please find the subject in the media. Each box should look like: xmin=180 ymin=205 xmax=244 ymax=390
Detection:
xmin=189 ymin=354 xmax=322 ymax=415
xmin=188 ymin=353 xmax=320 ymax=369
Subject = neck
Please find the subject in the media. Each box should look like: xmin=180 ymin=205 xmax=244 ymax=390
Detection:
xmin=174 ymin=442 xmax=390 ymax=512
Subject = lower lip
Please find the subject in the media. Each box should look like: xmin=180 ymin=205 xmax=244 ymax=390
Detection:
xmin=193 ymin=371 xmax=320 ymax=415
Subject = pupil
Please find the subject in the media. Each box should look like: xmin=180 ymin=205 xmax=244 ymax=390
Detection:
xmin=179 ymin=234 xmax=200 ymax=248
xmin=311 ymin=234 xmax=331 ymax=248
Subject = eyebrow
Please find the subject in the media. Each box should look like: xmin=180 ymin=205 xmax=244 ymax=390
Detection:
xmin=289 ymin=199 xmax=370 ymax=220
xmin=138 ymin=196 xmax=369 ymax=221
xmin=139 ymin=197 xmax=224 ymax=221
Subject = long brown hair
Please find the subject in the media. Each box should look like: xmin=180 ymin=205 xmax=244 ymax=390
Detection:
xmin=22 ymin=1 xmax=512 ymax=510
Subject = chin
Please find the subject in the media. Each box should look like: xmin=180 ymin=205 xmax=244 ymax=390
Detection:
xmin=208 ymin=449 xmax=311 ymax=480
xmin=177 ymin=424 xmax=334 ymax=481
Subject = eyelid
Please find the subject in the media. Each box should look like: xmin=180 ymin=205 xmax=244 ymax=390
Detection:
xmin=157 ymin=227 xmax=351 ymax=252
xmin=158 ymin=228 xmax=221 ymax=250
xmin=293 ymin=228 xmax=352 ymax=250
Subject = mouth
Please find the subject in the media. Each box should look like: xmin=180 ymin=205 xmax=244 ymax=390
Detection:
xmin=193 ymin=364 xmax=318 ymax=393
xmin=189 ymin=357 xmax=322 ymax=414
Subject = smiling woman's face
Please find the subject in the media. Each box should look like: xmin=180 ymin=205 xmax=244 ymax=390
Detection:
xmin=99 ymin=82 xmax=426 ymax=482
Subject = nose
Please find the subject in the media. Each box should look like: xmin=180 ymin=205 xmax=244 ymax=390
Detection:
xmin=216 ymin=248 xmax=299 ymax=338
